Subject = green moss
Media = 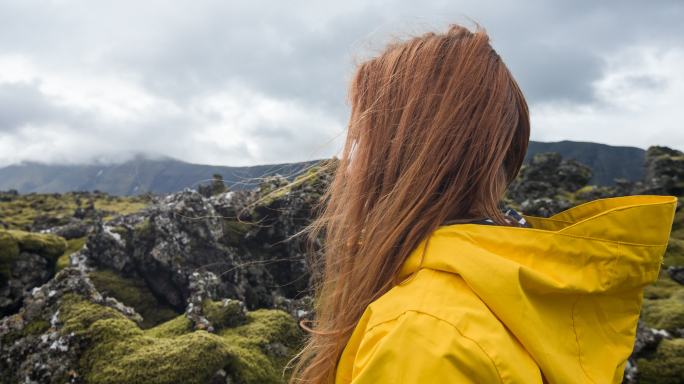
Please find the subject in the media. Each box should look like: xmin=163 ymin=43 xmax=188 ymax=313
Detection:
xmin=203 ymin=299 xmax=247 ymax=329
xmin=671 ymin=202 xmax=684 ymax=240
xmin=1 ymin=318 xmax=50 ymax=345
xmin=642 ymin=290 xmax=684 ymax=331
xmin=1 ymin=229 xmax=66 ymax=283
xmin=671 ymin=227 xmax=684 ymax=242
xmin=84 ymin=327 xmax=234 ymax=384
xmin=60 ymin=294 xmax=129 ymax=336
xmin=0 ymin=192 xmax=149 ymax=230
xmin=57 ymin=237 xmax=86 ymax=271
xmin=218 ymin=309 xmax=304 ymax=381
xmin=0 ymin=231 xmax=20 ymax=284
xmin=554 ymin=190 xmax=576 ymax=204
xmin=574 ymin=185 xmax=596 ymax=195
xmin=109 ymin=226 xmax=129 ymax=238
xmin=89 ymin=270 xmax=178 ymax=329
xmin=671 ymin=204 xmax=684 ymax=233
xmin=5 ymin=230 xmax=67 ymax=260
xmin=133 ymin=218 xmax=154 ymax=239
xmin=222 ymin=220 xmax=250 ymax=245
xmin=638 ymin=338 xmax=684 ymax=384
xmin=143 ymin=315 xmax=192 ymax=338
xmin=23 ymin=319 xmax=50 ymax=335
xmin=59 ymin=296 xmax=302 ymax=384
xmin=95 ymin=199 xmax=147 ymax=222
xmin=0 ymin=193 xmax=77 ymax=230
xmin=664 ymin=238 xmax=684 ymax=267
xmin=644 ymin=273 xmax=682 ymax=300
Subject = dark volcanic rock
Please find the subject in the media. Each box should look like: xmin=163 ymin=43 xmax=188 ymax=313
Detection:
xmin=623 ymin=321 xmax=669 ymax=384
xmin=668 ymin=266 xmax=684 ymax=286
xmin=49 ymin=219 xmax=92 ymax=240
xmin=507 ymin=152 xmax=593 ymax=201
xmin=642 ymin=146 xmax=684 ymax=196
xmin=506 ymin=152 xmax=593 ymax=216
xmin=81 ymin=162 xmax=333 ymax=318
xmin=0 ymin=251 xmax=51 ymax=315
xmin=0 ymin=231 xmax=66 ymax=317
xmin=0 ymin=268 xmax=141 ymax=384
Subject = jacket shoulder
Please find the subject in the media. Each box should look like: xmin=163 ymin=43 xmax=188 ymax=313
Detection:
xmin=337 ymin=308 xmax=502 ymax=383
xmin=363 ymin=268 xmax=500 ymax=329
xmin=336 ymin=268 xmax=542 ymax=383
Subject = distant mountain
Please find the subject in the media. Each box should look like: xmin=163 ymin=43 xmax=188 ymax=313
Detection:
xmin=0 ymin=155 xmax=322 ymax=195
xmin=0 ymin=141 xmax=646 ymax=195
xmin=524 ymin=140 xmax=645 ymax=185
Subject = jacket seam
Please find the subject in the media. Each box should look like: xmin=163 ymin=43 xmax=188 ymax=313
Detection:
xmin=571 ymin=296 xmax=597 ymax=384
xmin=548 ymin=198 xmax=675 ymax=225
xmin=436 ymin=224 xmax=670 ymax=247
xmin=363 ymin=309 xmax=504 ymax=384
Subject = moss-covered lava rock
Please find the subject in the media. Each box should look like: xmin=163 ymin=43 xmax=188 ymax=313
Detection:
xmin=56 ymin=236 xmax=87 ymax=272
xmin=0 ymin=230 xmax=68 ymax=315
xmin=59 ymin=294 xmax=303 ymax=384
xmin=637 ymin=338 xmax=684 ymax=384
xmin=88 ymin=269 xmax=178 ymax=328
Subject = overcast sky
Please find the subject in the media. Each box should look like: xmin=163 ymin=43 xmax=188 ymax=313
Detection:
xmin=0 ymin=0 xmax=682 ymax=167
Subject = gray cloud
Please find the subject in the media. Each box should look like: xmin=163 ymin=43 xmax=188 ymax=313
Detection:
xmin=0 ymin=0 xmax=682 ymax=167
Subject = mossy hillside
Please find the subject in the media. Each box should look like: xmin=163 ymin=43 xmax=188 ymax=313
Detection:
xmin=88 ymin=270 xmax=178 ymax=329
xmin=0 ymin=193 xmax=77 ymax=230
xmin=94 ymin=198 xmax=148 ymax=222
xmin=0 ymin=230 xmax=66 ymax=283
xmin=638 ymin=338 xmax=684 ymax=384
xmin=56 ymin=237 xmax=87 ymax=271
xmin=59 ymin=295 xmax=303 ymax=384
xmin=0 ymin=192 xmax=148 ymax=231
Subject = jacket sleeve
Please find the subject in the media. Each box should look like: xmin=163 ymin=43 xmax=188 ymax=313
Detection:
xmin=349 ymin=310 xmax=502 ymax=383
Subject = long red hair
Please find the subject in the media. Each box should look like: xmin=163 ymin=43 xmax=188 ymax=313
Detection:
xmin=287 ymin=22 xmax=530 ymax=383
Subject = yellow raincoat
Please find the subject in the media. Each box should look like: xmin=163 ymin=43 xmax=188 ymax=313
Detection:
xmin=335 ymin=195 xmax=678 ymax=383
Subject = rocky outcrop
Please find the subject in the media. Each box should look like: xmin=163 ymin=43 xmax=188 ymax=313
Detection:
xmin=505 ymin=152 xmax=594 ymax=216
xmin=0 ymin=230 xmax=67 ymax=316
xmin=505 ymin=147 xmax=684 ymax=217
xmin=0 ymin=168 xmax=330 ymax=383
xmin=79 ymin=163 xmax=332 ymax=321
xmin=0 ymin=267 xmax=142 ymax=383
xmin=0 ymin=267 xmax=301 ymax=384
xmin=642 ymin=146 xmax=684 ymax=196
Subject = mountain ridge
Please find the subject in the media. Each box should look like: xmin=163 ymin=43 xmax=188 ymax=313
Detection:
xmin=0 ymin=140 xmax=646 ymax=195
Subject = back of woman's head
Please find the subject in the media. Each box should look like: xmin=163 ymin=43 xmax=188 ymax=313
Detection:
xmin=287 ymin=23 xmax=529 ymax=383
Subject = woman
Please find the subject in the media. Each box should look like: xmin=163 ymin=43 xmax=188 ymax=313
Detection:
xmin=287 ymin=23 xmax=677 ymax=383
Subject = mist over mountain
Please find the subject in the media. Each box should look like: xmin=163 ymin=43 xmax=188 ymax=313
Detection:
xmin=0 ymin=140 xmax=645 ymax=195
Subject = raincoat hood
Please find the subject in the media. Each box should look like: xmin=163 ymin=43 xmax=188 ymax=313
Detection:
xmin=392 ymin=194 xmax=678 ymax=383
